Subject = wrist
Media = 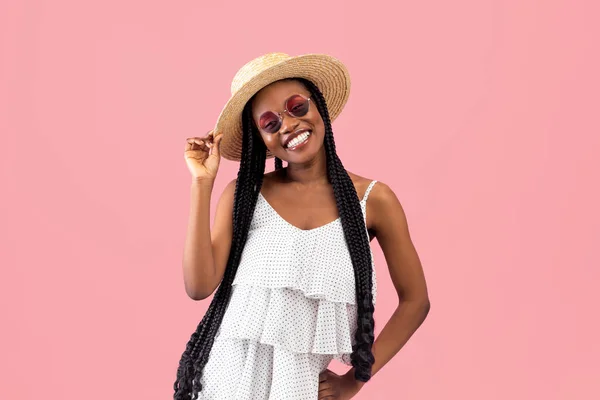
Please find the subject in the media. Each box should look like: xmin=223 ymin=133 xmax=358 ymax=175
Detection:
xmin=343 ymin=369 xmax=367 ymax=391
xmin=192 ymin=178 xmax=215 ymax=188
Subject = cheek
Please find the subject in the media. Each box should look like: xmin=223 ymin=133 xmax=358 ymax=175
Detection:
xmin=260 ymin=133 xmax=279 ymax=148
xmin=314 ymin=114 xmax=325 ymax=129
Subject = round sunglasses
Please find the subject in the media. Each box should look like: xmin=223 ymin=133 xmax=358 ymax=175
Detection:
xmin=258 ymin=94 xmax=312 ymax=134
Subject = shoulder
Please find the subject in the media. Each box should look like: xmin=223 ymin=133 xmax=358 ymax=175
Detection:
xmin=365 ymin=180 xmax=397 ymax=206
xmin=345 ymin=171 xmax=393 ymax=202
xmin=347 ymin=172 xmax=404 ymax=230
xmin=368 ymin=180 xmax=408 ymax=237
xmin=346 ymin=171 xmax=374 ymax=200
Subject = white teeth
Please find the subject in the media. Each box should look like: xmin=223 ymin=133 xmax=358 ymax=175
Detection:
xmin=287 ymin=131 xmax=311 ymax=148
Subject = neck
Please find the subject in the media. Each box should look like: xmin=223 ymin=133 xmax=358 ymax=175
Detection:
xmin=282 ymin=150 xmax=328 ymax=187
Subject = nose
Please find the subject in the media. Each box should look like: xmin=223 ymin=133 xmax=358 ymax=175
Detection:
xmin=278 ymin=112 xmax=300 ymax=135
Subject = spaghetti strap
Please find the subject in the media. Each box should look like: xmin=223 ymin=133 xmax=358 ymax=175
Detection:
xmin=361 ymin=180 xmax=378 ymax=203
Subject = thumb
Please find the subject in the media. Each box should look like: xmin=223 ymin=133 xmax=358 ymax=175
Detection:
xmin=211 ymin=133 xmax=224 ymax=158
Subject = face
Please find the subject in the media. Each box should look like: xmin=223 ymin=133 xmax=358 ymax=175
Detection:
xmin=250 ymin=79 xmax=326 ymax=164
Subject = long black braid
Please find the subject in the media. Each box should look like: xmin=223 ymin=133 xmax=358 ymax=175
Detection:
xmin=173 ymin=78 xmax=375 ymax=399
xmin=297 ymin=78 xmax=376 ymax=381
xmin=274 ymin=156 xmax=283 ymax=170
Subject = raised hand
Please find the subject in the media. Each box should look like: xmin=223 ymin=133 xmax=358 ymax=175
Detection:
xmin=184 ymin=129 xmax=224 ymax=182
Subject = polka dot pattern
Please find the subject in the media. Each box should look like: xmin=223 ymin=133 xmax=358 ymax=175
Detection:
xmin=197 ymin=181 xmax=378 ymax=399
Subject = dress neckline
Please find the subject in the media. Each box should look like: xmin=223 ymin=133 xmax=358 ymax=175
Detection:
xmin=258 ymin=192 xmax=341 ymax=233
xmin=257 ymin=180 xmax=377 ymax=233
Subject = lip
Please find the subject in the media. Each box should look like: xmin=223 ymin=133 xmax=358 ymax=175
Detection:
xmin=283 ymin=128 xmax=311 ymax=148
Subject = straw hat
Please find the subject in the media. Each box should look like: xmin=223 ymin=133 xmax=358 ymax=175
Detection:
xmin=213 ymin=52 xmax=351 ymax=161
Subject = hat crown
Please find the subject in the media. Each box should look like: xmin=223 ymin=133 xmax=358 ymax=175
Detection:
xmin=230 ymin=52 xmax=291 ymax=94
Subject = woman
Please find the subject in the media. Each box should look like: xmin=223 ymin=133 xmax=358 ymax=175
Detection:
xmin=175 ymin=53 xmax=430 ymax=400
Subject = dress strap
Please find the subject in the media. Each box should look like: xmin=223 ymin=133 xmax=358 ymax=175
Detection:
xmin=360 ymin=180 xmax=378 ymax=203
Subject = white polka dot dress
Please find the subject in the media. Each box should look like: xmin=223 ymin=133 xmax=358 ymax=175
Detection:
xmin=197 ymin=180 xmax=378 ymax=400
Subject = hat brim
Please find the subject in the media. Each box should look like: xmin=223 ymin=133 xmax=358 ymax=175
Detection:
xmin=213 ymin=54 xmax=351 ymax=162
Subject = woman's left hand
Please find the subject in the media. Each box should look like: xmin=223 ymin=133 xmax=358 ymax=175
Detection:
xmin=318 ymin=369 xmax=363 ymax=399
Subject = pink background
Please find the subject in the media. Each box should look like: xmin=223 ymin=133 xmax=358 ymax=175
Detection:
xmin=1 ymin=0 xmax=599 ymax=399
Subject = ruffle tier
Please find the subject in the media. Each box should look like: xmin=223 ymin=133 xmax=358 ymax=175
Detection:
xmin=216 ymin=284 xmax=359 ymax=362
xmin=232 ymin=223 xmax=378 ymax=306
xmin=197 ymin=335 xmax=333 ymax=400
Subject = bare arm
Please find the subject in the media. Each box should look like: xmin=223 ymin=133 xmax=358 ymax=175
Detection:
xmin=345 ymin=181 xmax=431 ymax=391
xmin=182 ymin=178 xmax=236 ymax=300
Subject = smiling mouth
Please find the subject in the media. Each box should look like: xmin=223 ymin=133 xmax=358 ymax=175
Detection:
xmin=286 ymin=130 xmax=312 ymax=149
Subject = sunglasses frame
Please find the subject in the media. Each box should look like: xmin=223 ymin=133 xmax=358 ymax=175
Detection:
xmin=257 ymin=94 xmax=312 ymax=134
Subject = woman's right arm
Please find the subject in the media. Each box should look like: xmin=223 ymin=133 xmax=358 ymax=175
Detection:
xmin=181 ymin=130 xmax=232 ymax=300
xmin=182 ymin=177 xmax=236 ymax=301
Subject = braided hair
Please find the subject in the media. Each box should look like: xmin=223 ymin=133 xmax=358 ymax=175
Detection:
xmin=173 ymin=77 xmax=375 ymax=399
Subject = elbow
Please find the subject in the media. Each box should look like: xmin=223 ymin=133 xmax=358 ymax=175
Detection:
xmin=185 ymin=285 xmax=212 ymax=301
xmin=403 ymin=295 xmax=430 ymax=317
xmin=419 ymin=298 xmax=431 ymax=318
xmin=400 ymin=294 xmax=430 ymax=312
xmin=183 ymin=268 xmax=218 ymax=301
xmin=187 ymin=291 xmax=206 ymax=301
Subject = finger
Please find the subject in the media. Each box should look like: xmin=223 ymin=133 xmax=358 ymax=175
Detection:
xmin=185 ymin=138 xmax=209 ymax=153
xmin=319 ymin=370 xmax=331 ymax=382
xmin=317 ymin=388 xmax=336 ymax=399
xmin=193 ymin=138 xmax=209 ymax=149
xmin=186 ymin=138 xmax=205 ymax=146
xmin=204 ymin=129 xmax=217 ymax=142
xmin=186 ymin=137 xmax=206 ymax=143
xmin=206 ymin=135 xmax=218 ymax=155
xmin=188 ymin=132 xmax=214 ymax=144
xmin=211 ymin=134 xmax=223 ymax=158
xmin=185 ymin=138 xmax=195 ymax=148
xmin=185 ymin=139 xmax=198 ymax=152
xmin=199 ymin=129 xmax=213 ymax=138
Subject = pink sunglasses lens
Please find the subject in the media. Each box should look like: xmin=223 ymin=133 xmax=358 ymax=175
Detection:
xmin=259 ymin=112 xmax=281 ymax=133
xmin=286 ymin=95 xmax=310 ymax=117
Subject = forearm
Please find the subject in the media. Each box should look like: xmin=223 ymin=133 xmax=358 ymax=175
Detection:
xmin=348 ymin=298 xmax=430 ymax=387
xmin=182 ymin=179 xmax=217 ymax=299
